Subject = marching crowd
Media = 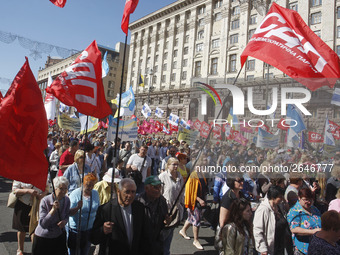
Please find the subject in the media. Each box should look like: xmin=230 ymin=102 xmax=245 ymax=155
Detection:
xmin=10 ymin=129 xmax=340 ymax=255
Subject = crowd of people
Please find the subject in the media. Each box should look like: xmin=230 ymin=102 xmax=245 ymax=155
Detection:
xmin=10 ymin=128 xmax=340 ymax=255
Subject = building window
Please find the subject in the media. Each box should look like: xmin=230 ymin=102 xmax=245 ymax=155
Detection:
xmin=183 ymin=59 xmax=188 ymax=67
xmin=337 ymin=26 xmax=340 ymax=38
xmin=179 ymin=96 xmax=184 ymax=104
xmin=197 ymin=30 xmax=204 ymax=39
xmin=185 ymin=35 xmax=189 ymax=43
xmin=247 ymin=75 xmax=255 ymax=81
xmin=161 ymin=75 xmax=166 ymax=83
xmin=248 ymin=29 xmax=255 ymax=40
xmin=231 ymin=19 xmax=240 ymax=29
xmin=164 ymin=52 xmax=168 ymax=59
xmin=174 ymin=50 xmax=178 ymax=57
xmin=232 ymin=6 xmax=240 ymax=15
xmin=184 ymin=47 xmax=189 ymax=55
xmin=312 ymin=30 xmax=320 ymax=38
xmin=171 ymin=73 xmax=176 ymax=81
xmin=173 ymin=61 xmax=177 ymax=69
xmin=311 ymin=12 xmax=321 ymax=24
xmin=230 ymin=34 xmax=238 ymax=44
xmin=198 ymin=18 xmax=205 ymax=27
xmin=337 ymin=45 xmax=340 ymax=56
xmin=165 ymin=41 xmax=169 ymax=49
xmin=153 ymin=76 xmax=157 ymax=84
xmin=198 ymin=5 xmax=206 ymax=14
xmin=154 ymin=65 xmax=158 ymax=72
xmin=182 ymin=71 xmax=187 ymax=80
xmin=163 ymin=63 xmax=167 ymax=71
xmin=214 ymin=0 xmax=223 ymax=9
xmin=246 ymin=59 xmax=255 ymax=70
xmin=229 ymin=54 xmax=237 ymax=72
xmin=108 ymin=81 xmax=115 ymax=88
xmin=155 ymin=55 xmax=159 ymax=62
xmin=311 ymin=0 xmax=322 ymax=7
xmin=175 ymin=38 xmax=179 ymax=47
xmin=289 ymin=2 xmax=298 ymax=11
xmin=195 ymin=61 xmax=202 ymax=77
xmin=214 ymin=13 xmax=222 ymax=22
xmin=107 ymin=90 xmax=114 ymax=97
xmin=211 ymin=58 xmax=218 ymax=75
xmin=250 ymin=15 xmax=257 ymax=25
xmin=212 ymin=38 xmax=220 ymax=48
xmin=196 ymin=43 xmax=203 ymax=52
xmin=338 ymin=7 xmax=340 ymax=19
xmin=264 ymin=73 xmax=274 ymax=79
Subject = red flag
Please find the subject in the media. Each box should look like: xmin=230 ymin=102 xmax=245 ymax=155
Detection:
xmin=308 ymin=132 xmax=323 ymax=143
xmin=46 ymin=41 xmax=112 ymax=119
xmin=121 ymin=0 xmax=139 ymax=35
xmin=200 ymin=121 xmax=210 ymax=138
xmin=50 ymin=0 xmax=66 ymax=8
xmin=277 ymin=118 xmax=289 ymax=131
xmin=0 ymin=91 xmax=3 ymax=102
xmin=241 ymin=2 xmax=340 ymax=91
xmin=193 ymin=119 xmax=202 ymax=130
xmin=0 ymin=58 xmax=48 ymax=190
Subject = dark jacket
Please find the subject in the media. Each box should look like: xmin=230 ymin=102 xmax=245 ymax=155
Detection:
xmin=90 ymin=198 xmax=150 ymax=255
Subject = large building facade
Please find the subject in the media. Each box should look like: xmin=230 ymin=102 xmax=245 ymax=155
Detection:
xmin=37 ymin=42 xmax=129 ymax=113
xmin=127 ymin=0 xmax=340 ymax=138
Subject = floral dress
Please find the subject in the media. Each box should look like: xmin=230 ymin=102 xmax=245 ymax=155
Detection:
xmin=287 ymin=201 xmax=321 ymax=254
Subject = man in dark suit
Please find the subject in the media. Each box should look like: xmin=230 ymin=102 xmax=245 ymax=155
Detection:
xmin=90 ymin=178 xmax=150 ymax=255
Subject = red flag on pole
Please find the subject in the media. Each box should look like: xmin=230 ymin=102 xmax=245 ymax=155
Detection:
xmin=0 ymin=58 xmax=48 ymax=190
xmin=50 ymin=0 xmax=67 ymax=8
xmin=121 ymin=0 xmax=139 ymax=35
xmin=241 ymin=2 xmax=340 ymax=91
xmin=46 ymin=41 xmax=112 ymax=118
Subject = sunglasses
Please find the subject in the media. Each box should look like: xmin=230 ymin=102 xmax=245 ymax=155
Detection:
xmin=235 ymin=179 xmax=244 ymax=183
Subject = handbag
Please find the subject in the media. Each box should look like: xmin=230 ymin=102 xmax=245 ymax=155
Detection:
xmin=7 ymin=192 xmax=18 ymax=208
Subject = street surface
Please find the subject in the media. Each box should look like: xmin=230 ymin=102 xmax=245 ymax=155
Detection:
xmin=0 ymin=177 xmax=218 ymax=255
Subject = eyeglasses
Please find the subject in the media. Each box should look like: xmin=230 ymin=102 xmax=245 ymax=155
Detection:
xmin=301 ymin=198 xmax=312 ymax=203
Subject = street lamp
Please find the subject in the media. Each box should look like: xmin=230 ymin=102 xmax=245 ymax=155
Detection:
xmin=147 ymin=68 xmax=154 ymax=104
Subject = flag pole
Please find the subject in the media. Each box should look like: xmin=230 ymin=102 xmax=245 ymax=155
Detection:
xmin=105 ymin=35 xmax=128 ymax=255
xmin=168 ymin=67 xmax=243 ymax=216
xmin=76 ymin=115 xmax=89 ymax=255
xmin=110 ymin=34 xmax=128 ymax=200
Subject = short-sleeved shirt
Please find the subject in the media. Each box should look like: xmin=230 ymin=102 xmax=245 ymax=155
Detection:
xmin=69 ymin=188 xmax=100 ymax=231
xmin=127 ymin=154 xmax=151 ymax=182
xmin=287 ymin=201 xmax=321 ymax=254
xmin=58 ymin=149 xmax=75 ymax=175
xmin=221 ymin=189 xmax=244 ymax=210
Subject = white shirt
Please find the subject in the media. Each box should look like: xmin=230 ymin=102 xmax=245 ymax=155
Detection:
xmin=127 ymin=154 xmax=152 ymax=182
xmin=120 ymin=204 xmax=133 ymax=246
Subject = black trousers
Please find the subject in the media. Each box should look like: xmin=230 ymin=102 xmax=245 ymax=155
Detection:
xmin=32 ymin=232 xmax=67 ymax=255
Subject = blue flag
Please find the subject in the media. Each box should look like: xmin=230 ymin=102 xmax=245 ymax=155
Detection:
xmin=286 ymin=104 xmax=306 ymax=133
xmin=102 ymin=51 xmax=109 ymax=78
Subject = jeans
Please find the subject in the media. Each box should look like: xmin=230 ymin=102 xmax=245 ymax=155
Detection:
xmin=161 ymin=228 xmax=174 ymax=255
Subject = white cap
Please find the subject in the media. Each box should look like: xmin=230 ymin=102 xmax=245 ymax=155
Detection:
xmin=103 ymin=168 xmax=121 ymax=183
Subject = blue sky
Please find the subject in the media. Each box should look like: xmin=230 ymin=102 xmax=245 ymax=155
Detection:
xmin=0 ymin=0 xmax=175 ymax=93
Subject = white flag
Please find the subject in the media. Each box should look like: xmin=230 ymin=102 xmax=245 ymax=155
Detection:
xmin=141 ymin=103 xmax=152 ymax=119
xmin=168 ymin=113 xmax=179 ymax=126
xmin=44 ymin=74 xmax=56 ymax=120
xmin=155 ymin=107 xmax=164 ymax=118
xmin=324 ymin=115 xmax=335 ymax=146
